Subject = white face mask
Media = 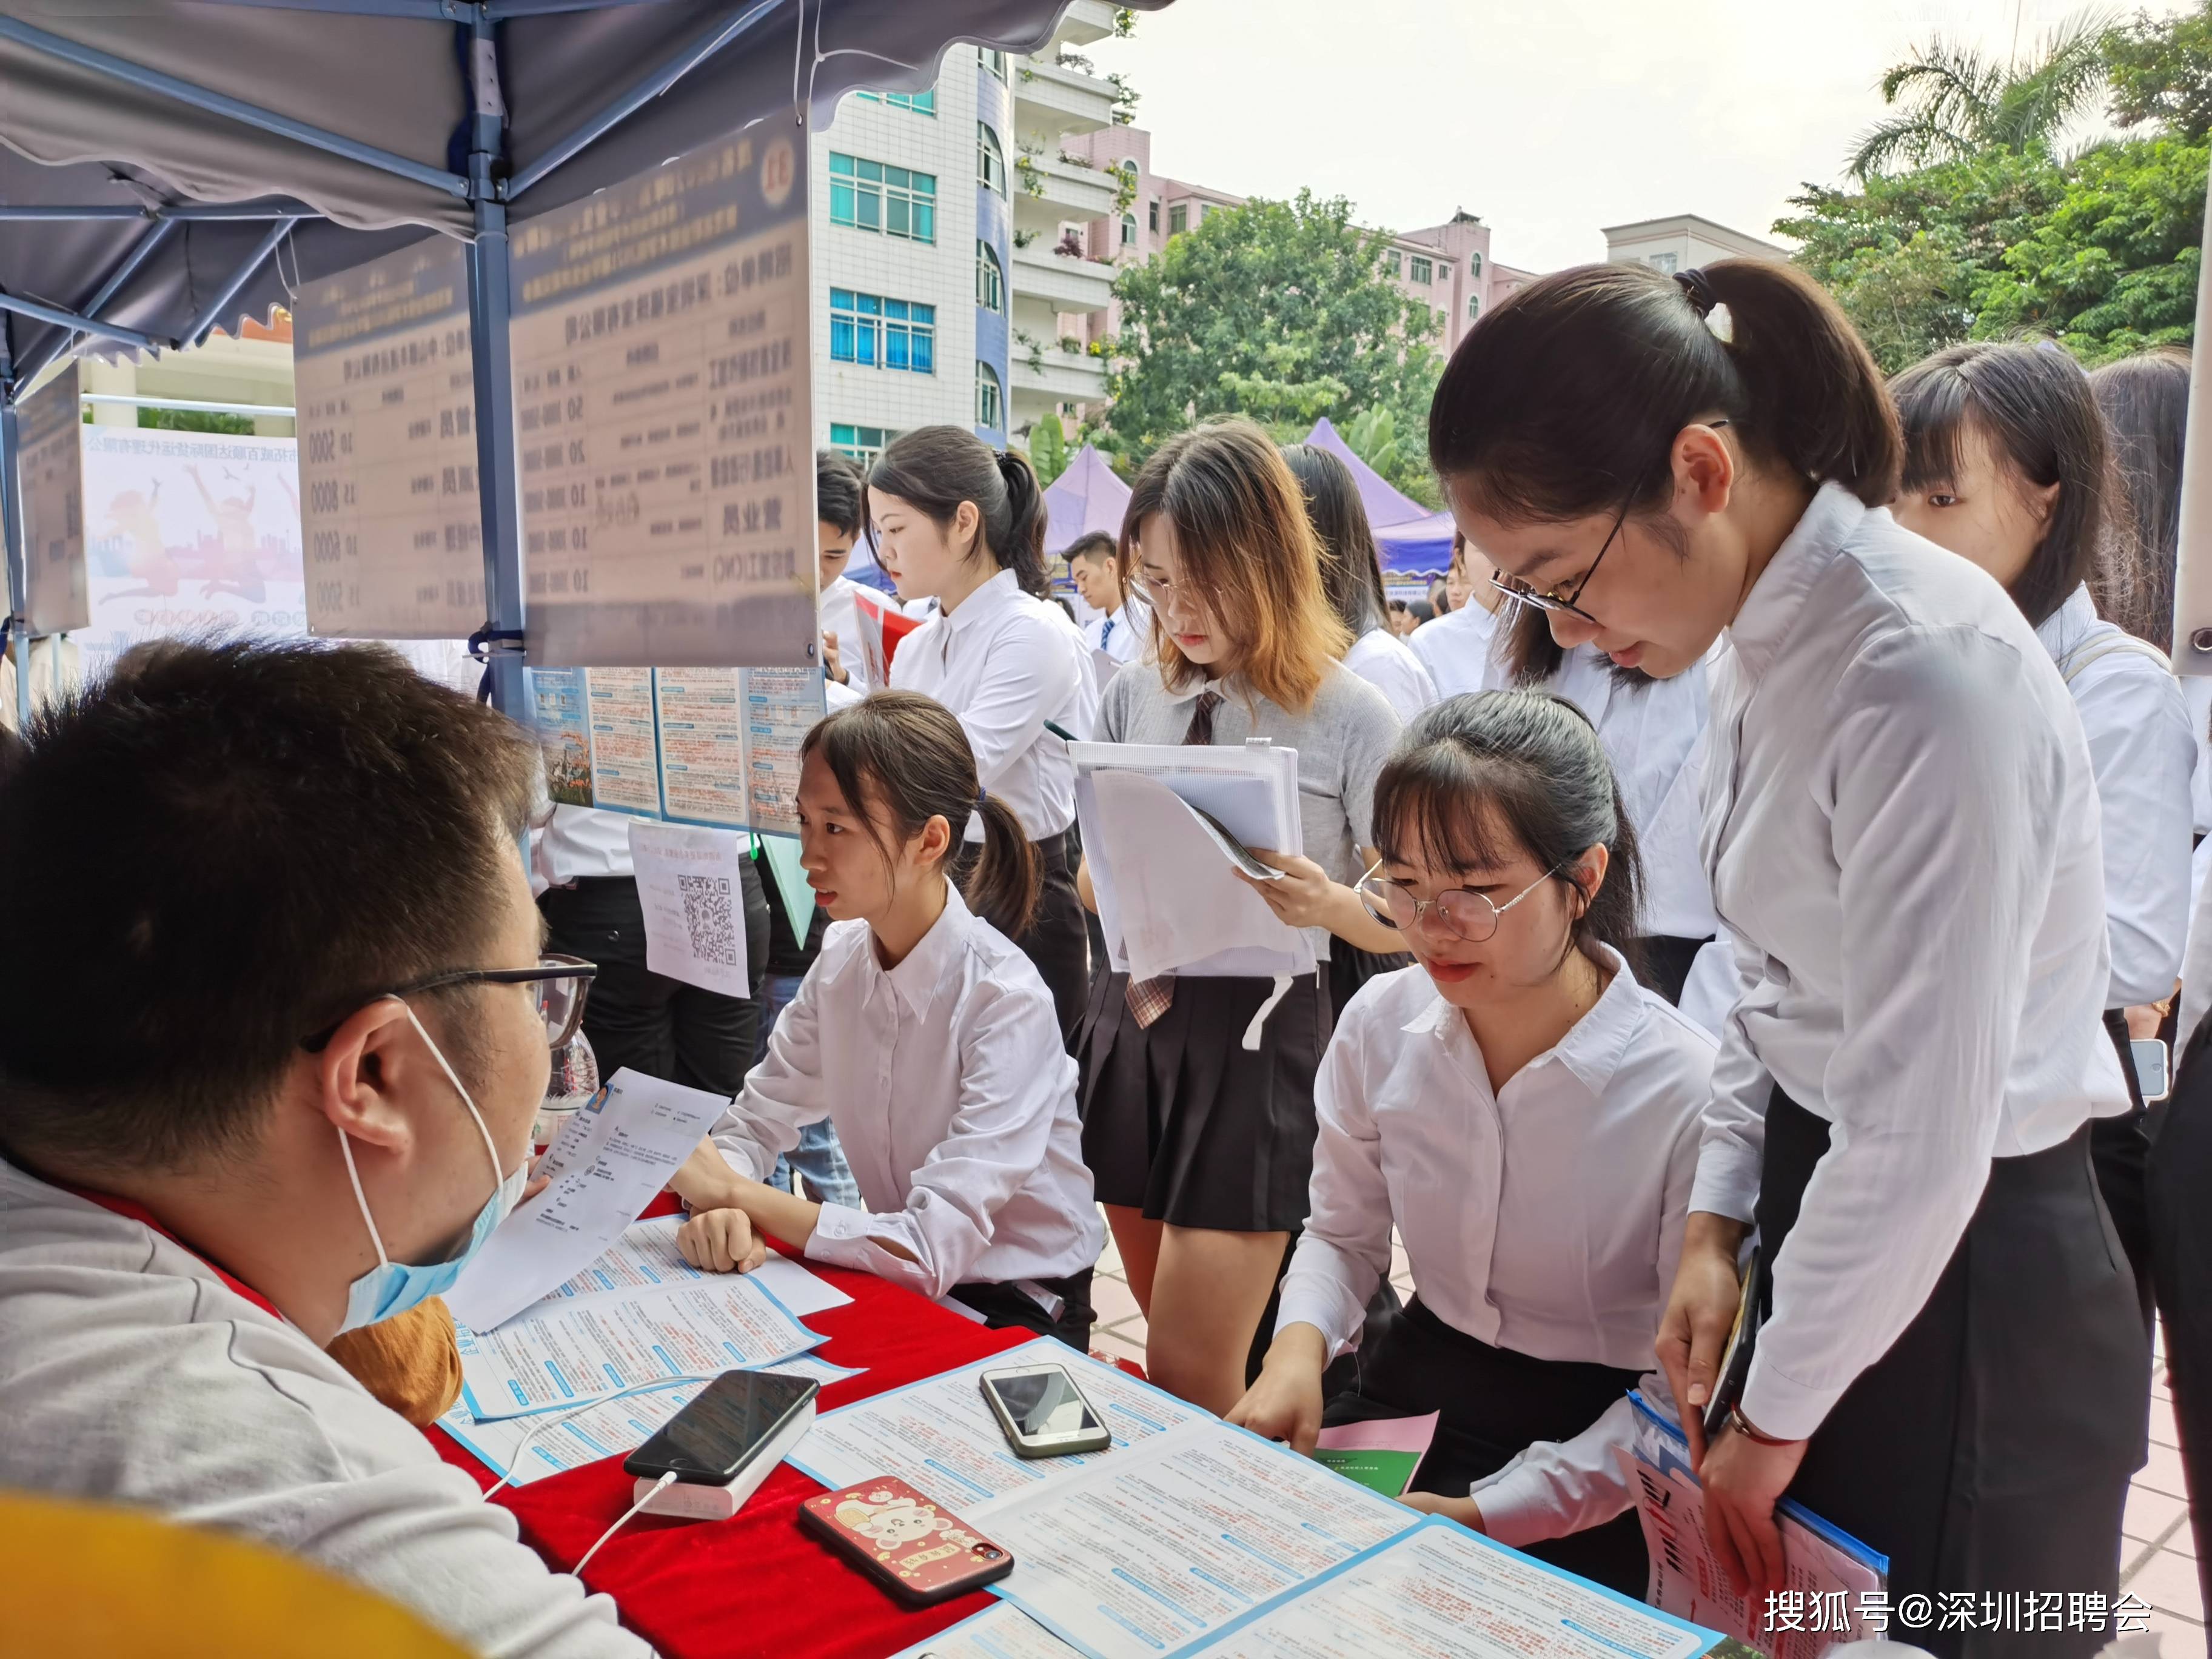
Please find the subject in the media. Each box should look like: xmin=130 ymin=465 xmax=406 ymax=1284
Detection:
xmin=334 ymin=1005 xmax=525 ymax=1335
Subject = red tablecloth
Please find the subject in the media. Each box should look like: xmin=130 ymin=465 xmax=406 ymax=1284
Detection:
xmin=431 ymin=1244 xmax=1037 ymax=1659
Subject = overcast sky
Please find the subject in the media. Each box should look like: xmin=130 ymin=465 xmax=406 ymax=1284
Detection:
xmin=1093 ymin=0 xmax=2194 ymax=273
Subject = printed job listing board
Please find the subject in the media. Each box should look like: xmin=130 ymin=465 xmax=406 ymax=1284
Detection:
xmin=528 ymin=660 xmax=822 ymax=837
xmin=16 ymin=362 xmax=90 ymax=634
xmin=294 ymin=235 xmax=486 ymax=640
xmin=509 ymin=127 xmax=816 ymax=669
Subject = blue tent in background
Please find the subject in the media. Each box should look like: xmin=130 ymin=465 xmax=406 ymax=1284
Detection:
xmin=1301 ymin=417 xmax=1453 ymax=577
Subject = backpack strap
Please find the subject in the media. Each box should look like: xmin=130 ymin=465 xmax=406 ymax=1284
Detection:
xmin=2059 ymin=633 xmax=2172 ymax=687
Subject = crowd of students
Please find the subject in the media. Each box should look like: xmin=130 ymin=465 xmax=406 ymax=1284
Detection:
xmin=1 ymin=257 xmax=2207 ymax=1657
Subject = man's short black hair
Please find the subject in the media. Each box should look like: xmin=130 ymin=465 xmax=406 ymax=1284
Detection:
xmin=0 ymin=639 xmax=537 ymax=1175
xmin=817 ymin=449 xmax=866 ymax=539
xmin=1065 ymin=532 xmax=1118 ymax=568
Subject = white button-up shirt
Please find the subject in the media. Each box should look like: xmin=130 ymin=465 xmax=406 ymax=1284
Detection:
xmin=820 ymin=575 xmax=867 ymax=692
xmin=1343 ymin=626 xmax=1439 ymax=723
xmin=705 ymin=884 xmax=1104 ymax=1298
xmin=1693 ymin=484 xmax=2127 ymax=1441
xmin=1276 ymin=953 xmax=1712 ymax=1549
xmin=2036 ymin=584 xmax=2196 ymax=1008
xmin=892 ymin=569 xmax=1088 ymax=840
xmin=1408 ymin=598 xmax=1501 ymax=699
xmin=1083 ymin=596 xmax=1150 ymax=666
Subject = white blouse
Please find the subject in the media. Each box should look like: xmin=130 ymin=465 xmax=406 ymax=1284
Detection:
xmin=704 ymin=884 xmax=1104 ymax=1298
xmin=1407 ymin=598 xmax=1501 ymax=700
xmin=1694 ymin=484 xmax=2128 ymax=1442
xmin=1343 ymin=626 xmax=1439 ymax=723
xmin=891 ymin=569 xmax=1090 ymax=840
xmin=2036 ymin=585 xmax=2196 ymax=1008
xmin=1276 ymin=951 xmax=1713 ymax=1549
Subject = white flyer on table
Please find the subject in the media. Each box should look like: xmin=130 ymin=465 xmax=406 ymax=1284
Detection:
xmin=457 ymin=1276 xmax=822 ymax=1419
xmin=446 ymin=1069 xmax=730 ymax=1332
xmin=788 ymin=1339 xmax=1210 ymax=1512
xmin=1178 ymin=1517 xmax=1718 ymax=1659
xmin=628 ymin=819 xmax=754 ymax=997
xmin=519 ymin=1215 xmax=853 ymax=1321
xmin=888 ymin=1602 xmax=1082 ymax=1659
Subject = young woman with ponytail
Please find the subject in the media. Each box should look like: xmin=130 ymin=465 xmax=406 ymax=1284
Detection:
xmin=870 ymin=428 xmax=1098 ymax=1036
xmin=668 ymin=692 xmax=1104 ymax=1346
xmin=1429 ymin=258 xmax=2142 ymax=1641
xmin=1228 ymin=691 xmax=1715 ymax=1593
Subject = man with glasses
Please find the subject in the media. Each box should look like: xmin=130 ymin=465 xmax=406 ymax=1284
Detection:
xmin=0 ymin=640 xmax=647 ymax=1658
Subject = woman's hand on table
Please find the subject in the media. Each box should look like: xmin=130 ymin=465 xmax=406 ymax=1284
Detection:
xmin=677 ymin=1207 xmax=768 ymax=1275
xmin=1399 ymin=1492 xmax=1486 ymax=1533
xmin=668 ymin=1136 xmax=742 ymax=1211
xmin=1224 ymin=1324 xmax=1327 ymax=1455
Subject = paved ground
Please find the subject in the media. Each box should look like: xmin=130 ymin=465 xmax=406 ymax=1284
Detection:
xmin=1083 ymin=1214 xmax=2205 ymax=1654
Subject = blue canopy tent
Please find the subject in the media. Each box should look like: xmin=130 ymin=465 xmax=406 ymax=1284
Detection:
xmin=0 ymin=0 xmax=1168 ymax=714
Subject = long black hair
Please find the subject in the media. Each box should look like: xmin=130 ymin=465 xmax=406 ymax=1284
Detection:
xmin=1279 ymin=442 xmax=1390 ymax=641
xmin=2090 ymin=347 xmax=2189 ymax=651
xmin=1891 ymin=341 xmax=2111 ymax=631
xmin=1371 ymin=689 xmax=1644 ymax=976
xmin=868 ymin=427 xmax=1050 ymax=599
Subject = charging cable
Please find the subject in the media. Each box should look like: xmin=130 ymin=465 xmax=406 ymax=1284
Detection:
xmin=474 ymin=1374 xmax=719 ymax=1502
xmin=575 ymin=1472 xmax=678 ymax=1575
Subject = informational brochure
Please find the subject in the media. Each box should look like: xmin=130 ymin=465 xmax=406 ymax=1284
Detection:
xmin=456 ymin=1276 xmax=822 ymax=1419
xmin=886 ymin=1602 xmax=1082 ymax=1659
xmin=520 ymin=1216 xmax=852 ymax=1322
xmin=629 ymin=819 xmax=753 ymax=997
xmin=1176 ymin=1517 xmax=1721 ymax=1659
xmin=444 ymin=1070 xmax=729 ymax=1332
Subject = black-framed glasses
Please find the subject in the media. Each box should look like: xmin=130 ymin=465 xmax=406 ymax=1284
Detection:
xmin=1355 ymin=860 xmax=1562 ymax=943
xmin=301 ymin=955 xmax=598 ymax=1053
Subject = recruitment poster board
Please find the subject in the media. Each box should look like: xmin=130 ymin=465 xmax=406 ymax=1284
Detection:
xmin=17 ymin=363 xmax=89 ymax=634
xmin=509 ymin=127 xmax=816 ymax=668
xmin=293 ymin=235 xmax=486 ymax=640
xmin=529 ymin=663 xmax=822 ymax=838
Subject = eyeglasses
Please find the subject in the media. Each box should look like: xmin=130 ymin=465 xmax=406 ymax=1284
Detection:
xmin=1130 ymin=569 xmax=1216 ymax=612
xmin=1355 ymin=860 xmax=1561 ymax=943
xmin=301 ymin=955 xmax=598 ymax=1053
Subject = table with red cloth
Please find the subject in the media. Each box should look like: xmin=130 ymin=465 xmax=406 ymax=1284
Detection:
xmin=430 ymin=1239 xmax=1050 ymax=1659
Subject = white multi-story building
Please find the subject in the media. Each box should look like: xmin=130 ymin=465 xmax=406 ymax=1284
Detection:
xmin=1603 ymin=213 xmax=1789 ymax=276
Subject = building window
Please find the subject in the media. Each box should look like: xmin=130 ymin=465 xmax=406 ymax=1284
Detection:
xmin=830 ymin=289 xmax=936 ymax=374
xmin=1470 ymin=251 xmax=1483 ymax=278
xmin=1121 ymin=213 xmax=1136 ymax=248
xmin=1148 ymin=198 xmax=1159 ymax=232
xmin=828 ymin=153 xmax=936 ymax=243
xmin=851 ymin=88 xmax=936 ymax=115
xmin=976 ymin=362 xmax=1003 ymax=431
xmin=1649 ymin=252 xmax=1678 ymax=274
xmin=1467 ymin=293 xmax=1481 ymax=321
xmin=977 ymin=124 xmax=1005 ymax=194
xmin=1409 ymin=255 xmax=1432 ymax=284
xmin=977 ymin=241 xmax=1005 ymax=311
xmin=1168 ymin=203 xmax=1187 ymax=235
xmin=979 ymin=48 xmax=1007 ymax=81
xmin=830 ymin=423 xmax=894 ymax=466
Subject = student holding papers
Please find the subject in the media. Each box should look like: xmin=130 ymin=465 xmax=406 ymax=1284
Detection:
xmin=669 ymin=693 xmax=1105 ymax=1347
xmin=1430 ymin=260 xmax=2143 ymax=1646
xmin=1229 ymin=691 xmax=1713 ymax=1593
xmin=0 ymin=641 xmax=646 ymax=1658
xmin=874 ymin=427 xmax=1099 ymax=1035
xmin=1073 ymin=420 xmax=1403 ymax=1413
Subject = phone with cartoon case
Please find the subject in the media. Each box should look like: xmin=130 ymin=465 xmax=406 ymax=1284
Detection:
xmin=799 ymin=1478 xmax=1014 ymax=1606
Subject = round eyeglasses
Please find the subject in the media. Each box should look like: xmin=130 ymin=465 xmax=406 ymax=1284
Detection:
xmin=1354 ymin=861 xmax=1561 ymax=943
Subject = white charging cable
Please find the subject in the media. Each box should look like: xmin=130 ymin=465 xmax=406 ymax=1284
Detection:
xmin=475 ymin=1373 xmax=719 ymax=1501
xmin=575 ymin=1472 xmax=678 ymax=1575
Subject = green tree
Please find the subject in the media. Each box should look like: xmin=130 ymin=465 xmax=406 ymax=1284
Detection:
xmin=2106 ymin=2 xmax=2212 ymax=139
xmin=1848 ymin=16 xmax=2110 ymax=179
xmin=1025 ymin=413 xmax=1070 ymax=485
xmin=1102 ymin=189 xmax=1442 ymax=477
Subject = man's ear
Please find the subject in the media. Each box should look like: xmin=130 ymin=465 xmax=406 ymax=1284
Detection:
xmin=307 ymin=997 xmax=422 ymax=1153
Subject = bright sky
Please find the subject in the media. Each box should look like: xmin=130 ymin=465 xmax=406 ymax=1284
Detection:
xmin=1095 ymin=0 xmax=2197 ymax=273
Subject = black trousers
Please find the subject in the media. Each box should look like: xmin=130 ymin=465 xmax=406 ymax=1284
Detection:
xmin=2150 ymin=1007 xmax=2212 ymax=1615
xmin=1760 ymin=1088 xmax=2145 ymax=1658
xmin=1319 ymin=1298 xmax=1647 ymax=1594
xmin=540 ymin=864 xmax=772 ymax=1094
xmin=949 ymin=1268 xmax=1097 ymax=1353
xmin=2094 ymin=1007 xmax=2157 ymax=1332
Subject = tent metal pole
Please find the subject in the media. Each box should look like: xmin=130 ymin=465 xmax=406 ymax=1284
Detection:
xmin=500 ymin=0 xmax=783 ymax=201
xmin=12 ymin=217 xmax=181 ymax=390
xmin=0 ymin=353 xmax=34 ymax=732
xmin=466 ymin=16 xmax=527 ymax=717
xmin=184 ymin=216 xmax=300 ymax=347
xmin=0 ymin=17 xmax=471 ymax=199
xmin=0 ymin=204 xmax=317 ymax=221
xmin=0 ymin=290 xmax=171 ymax=352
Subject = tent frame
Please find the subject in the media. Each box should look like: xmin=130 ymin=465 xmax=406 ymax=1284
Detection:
xmin=0 ymin=0 xmax=798 ymax=717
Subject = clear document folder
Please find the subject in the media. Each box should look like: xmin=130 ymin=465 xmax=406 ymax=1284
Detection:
xmin=1070 ymin=739 xmax=1314 ymax=982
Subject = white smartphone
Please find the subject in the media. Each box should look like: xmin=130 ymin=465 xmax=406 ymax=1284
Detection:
xmin=2132 ymin=1037 xmax=2172 ymax=1105
xmin=978 ymin=1363 xmax=1112 ymax=1459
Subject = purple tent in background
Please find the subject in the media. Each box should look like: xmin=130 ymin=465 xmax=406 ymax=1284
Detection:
xmin=1043 ymin=445 xmax=1133 ymax=557
xmin=1301 ymin=417 xmax=1455 ymax=577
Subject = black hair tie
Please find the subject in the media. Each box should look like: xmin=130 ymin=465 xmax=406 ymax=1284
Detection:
xmin=1674 ymin=268 xmax=1719 ymax=317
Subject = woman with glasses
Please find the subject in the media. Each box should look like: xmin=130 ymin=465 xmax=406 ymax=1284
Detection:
xmin=1073 ymin=418 xmax=1404 ymax=1414
xmin=1431 ymin=260 xmax=2141 ymax=1646
xmin=1228 ymin=691 xmax=1712 ymax=1592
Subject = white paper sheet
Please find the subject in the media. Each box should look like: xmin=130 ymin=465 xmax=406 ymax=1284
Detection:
xmin=446 ymin=1070 xmax=731 ymax=1332
xmin=980 ymin=1421 xmax=1416 ymax=1659
xmin=440 ymin=1354 xmax=865 ymax=1485
xmin=788 ymin=1339 xmax=1209 ymax=1512
xmin=888 ymin=1602 xmax=1082 ymax=1659
xmin=628 ymin=819 xmax=754 ymax=997
xmin=1178 ymin=1517 xmax=1717 ymax=1659
xmin=516 ymin=1216 xmax=853 ymax=1321
xmin=457 ymin=1277 xmax=823 ymax=1419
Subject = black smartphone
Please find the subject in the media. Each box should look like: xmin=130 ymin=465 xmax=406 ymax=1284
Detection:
xmin=622 ymin=1369 xmax=819 ymax=1486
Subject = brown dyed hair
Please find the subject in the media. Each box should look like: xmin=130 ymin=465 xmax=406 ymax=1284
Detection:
xmin=1123 ymin=419 xmax=1350 ymax=711
xmin=803 ymin=691 xmax=1040 ymax=940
